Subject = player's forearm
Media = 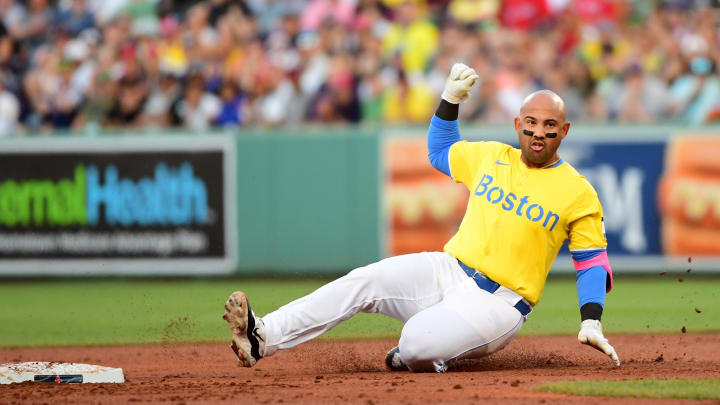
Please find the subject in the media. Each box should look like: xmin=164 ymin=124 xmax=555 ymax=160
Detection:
xmin=427 ymin=100 xmax=461 ymax=176
xmin=572 ymin=248 xmax=613 ymax=321
xmin=576 ymin=266 xmax=606 ymax=320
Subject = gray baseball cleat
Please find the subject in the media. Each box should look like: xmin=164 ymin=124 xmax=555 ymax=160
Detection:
xmin=385 ymin=346 xmax=408 ymax=371
xmin=223 ymin=291 xmax=266 ymax=367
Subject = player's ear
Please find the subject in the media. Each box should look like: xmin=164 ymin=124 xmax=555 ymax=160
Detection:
xmin=560 ymin=121 xmax=570 ymax=139
xmin=514 ymin=116 xmax=521 ymax=134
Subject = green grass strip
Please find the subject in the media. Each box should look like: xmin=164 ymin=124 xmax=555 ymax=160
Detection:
xmin=530 ymin=275 xmax=720 ymax=335
xmin=0 ymin=279 xmax=403 ymax=347
xmin=534 ymin=379 xmax=720 ymax=400
xmin=0 ymin=275 xmax=718 ymax=347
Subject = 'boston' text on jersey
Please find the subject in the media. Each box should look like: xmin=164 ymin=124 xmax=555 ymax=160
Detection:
xmin=474 ymin=174 xmax=560 ymax=231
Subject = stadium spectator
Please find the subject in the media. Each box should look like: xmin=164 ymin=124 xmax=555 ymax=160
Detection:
xmin=0 ymin=0 xmax=26 ymax=38
xmin=140 ymin=71 xmax=181 ymax=127
xmin=175 ymin=73 xmax=221 ymax=131
xmin=216 ymin=80 xmax=244 ymax=127
xmin=301 ymin=0 xmax=356 ymax=32
xmin=616 ymin=63 xmax=668 ymax=123
xmin=0 ymin=71 xmax=20 ymax=136
xmin=668 ymin=55 xmax=720 ymax=124
xmin=19 ymin=0 xmax=55 ymax=51
xmin=105 ymin=45 xmax=149 ymax=128
xmin=0 ymin=0 xmax=717 ymax=133
xmin=381 ymin=1 xmax=438 ymax=75
xmin=56 ymin=0 xmax=96 ymax=37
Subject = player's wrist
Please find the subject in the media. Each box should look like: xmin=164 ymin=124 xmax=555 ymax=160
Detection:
xmin=435 ymin=99 xmax=459 ymax=121
xmin=580 ymin=302 xmax=603 ymax=321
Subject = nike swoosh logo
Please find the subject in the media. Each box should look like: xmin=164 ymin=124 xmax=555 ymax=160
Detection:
xmin=495 ymin=160 xmax=510 ymax=166
xmin=252 ymin=328 xmax=264 ymax=342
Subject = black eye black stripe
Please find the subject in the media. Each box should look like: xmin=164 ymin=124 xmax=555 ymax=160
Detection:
xmin=523 ymin=129 xmax=557 ymax=138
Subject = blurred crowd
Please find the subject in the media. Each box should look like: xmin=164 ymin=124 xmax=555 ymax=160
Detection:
xmin=0 ymin=0 xmax=719 ymax=136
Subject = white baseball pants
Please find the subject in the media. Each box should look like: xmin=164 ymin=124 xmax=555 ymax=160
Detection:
xmin=261 ymin=252 xmax=526 ymax=372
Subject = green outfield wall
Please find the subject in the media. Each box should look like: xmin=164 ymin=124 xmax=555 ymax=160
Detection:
xmin=234 ymin=131 xmax=381 ymax=274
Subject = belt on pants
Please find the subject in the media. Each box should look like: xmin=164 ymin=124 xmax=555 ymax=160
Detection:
xmin=457 ymin=260 xmax=532 ymax=316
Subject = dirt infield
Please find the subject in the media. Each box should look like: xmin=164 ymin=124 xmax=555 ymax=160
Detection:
xmin=1 ymin=333 xmax=719 ymax=404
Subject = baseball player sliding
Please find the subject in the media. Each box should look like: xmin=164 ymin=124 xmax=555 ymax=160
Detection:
xmin=223 ymin=63 xmax=620 ymax=372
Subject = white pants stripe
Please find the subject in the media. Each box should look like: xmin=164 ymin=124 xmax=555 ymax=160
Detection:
xmin=261 ymin=252 xmax=525 ymax=372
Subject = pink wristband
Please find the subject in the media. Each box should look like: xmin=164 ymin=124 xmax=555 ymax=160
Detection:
xmin=573 ymin=251 xmax=614 ymax=292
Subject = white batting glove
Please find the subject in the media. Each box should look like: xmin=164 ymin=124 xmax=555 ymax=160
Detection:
xmin=441 ymin=63 xmax=479 ymax=104
xmin=578 ymin=319 xmax=620 ymax=366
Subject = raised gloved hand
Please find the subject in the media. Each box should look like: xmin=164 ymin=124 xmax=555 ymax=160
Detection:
xmin=578 ymin=319 xmax=620 ymax=366
xmin=441 ymin=63 xmax=479 ymax=104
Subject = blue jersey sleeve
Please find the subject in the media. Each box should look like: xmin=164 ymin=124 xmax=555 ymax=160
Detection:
xmin=427 ymin=115 xmax=461 ymax=177
xmin=575 ymin=264 xmax=607 ymax=308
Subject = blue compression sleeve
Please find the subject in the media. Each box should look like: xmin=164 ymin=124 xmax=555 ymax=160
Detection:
xmin=427 ymin=115 xmax=461 ymax=177
xmin=576 ymin=266 xmax=607 ymax=307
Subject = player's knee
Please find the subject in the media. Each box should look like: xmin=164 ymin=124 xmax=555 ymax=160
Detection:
xmin=398 ymin=333 xmax=446 ymax=372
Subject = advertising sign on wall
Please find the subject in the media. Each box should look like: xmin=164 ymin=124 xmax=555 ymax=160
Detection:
xmin=658 ymin=136 xmax=720 ymax=256
xmin=559 ymin=141 xmax=666 ymax=257
xmin=384 ymin=137 xmax=468 ymax=256
xmin=0 ymin=135 xmax=237 ymax=275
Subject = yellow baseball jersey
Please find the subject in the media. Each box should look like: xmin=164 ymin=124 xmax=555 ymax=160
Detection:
xmin=446 ymin=140 xmax=606 ymax=305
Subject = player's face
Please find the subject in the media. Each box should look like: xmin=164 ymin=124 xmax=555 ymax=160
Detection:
xmin=514 ymin=99 xmax=570 ymax=168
